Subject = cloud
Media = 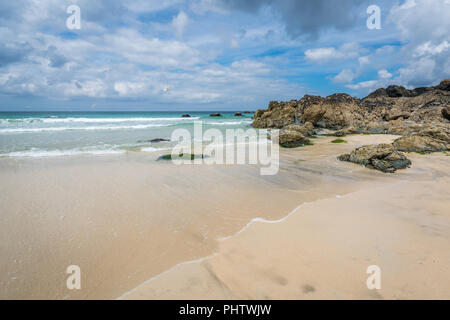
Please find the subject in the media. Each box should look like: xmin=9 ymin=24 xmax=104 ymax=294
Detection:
xmin=0 ymin=42 xmax=32 ymax=67
xmin=377 ymin=69 xmax=392 ymax=79
xmin=44 ymin=46 xmax=68 ymax=68
xmin=346 ymin=80 xmax=378 ymax=90
xmin=0 ymin=0 xmax=448 ymax=110
xmin=385 ymin=0 xmax=450 ymax=87
xmin=414 ymin=41 xmax=450 ymax=57
xmin=220 ymin=0 xmax=370 ymax=39
xmin=305 ymin=42 xmax=360 ymax=63
xmin=171 ymin=11 xmax=190 ymax=37
xmin=333 ymin=69 xmax=355 ymax=84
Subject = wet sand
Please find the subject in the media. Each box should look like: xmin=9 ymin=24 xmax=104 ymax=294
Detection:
xmin=1 ymin=134 xmax=449 ymax=299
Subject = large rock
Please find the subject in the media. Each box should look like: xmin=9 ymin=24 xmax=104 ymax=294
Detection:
xmin=392 ymin=128 xmax=449 ymax=153
xmin=278 ymin=129 xmax=311 ymax=148
xmin=338 ymin=144 xmax=411 ymax=173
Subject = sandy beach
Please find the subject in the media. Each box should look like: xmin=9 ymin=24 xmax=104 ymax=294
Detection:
xmin=1 ymin=134 xmax=448 ymax=299
xmin=122 ymin=157 xmax=450 ymax=300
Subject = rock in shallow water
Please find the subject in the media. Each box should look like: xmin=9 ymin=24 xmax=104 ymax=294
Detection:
xmin=338 ymin=144 xmax=411 ymax=173
xmin=150 ymin=138 xmax=170 ymax=143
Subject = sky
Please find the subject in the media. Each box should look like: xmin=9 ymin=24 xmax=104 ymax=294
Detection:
xmin=0 ymin=0 xmax=449 ymax=111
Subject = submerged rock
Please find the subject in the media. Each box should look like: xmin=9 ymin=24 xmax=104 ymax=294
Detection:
xmin=338 ymin=144 xmax=411 ymax=173
xmin=158 ymin=153 xmax=206 ymax=161
xmin=150 ymin=138 xmax=170 ymax=143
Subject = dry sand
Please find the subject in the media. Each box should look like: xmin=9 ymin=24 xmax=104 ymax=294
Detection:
xmin=1 ymin=134 xmax=449 ymax=299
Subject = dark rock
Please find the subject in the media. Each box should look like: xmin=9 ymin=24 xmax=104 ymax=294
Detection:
xmin=384 ymin=113 xmax=410 ymax=121
xmin=209 ymin=113 xmax=222 ymax=117
xmin=334 ymin=130 xmax=346 ymax=137
xmin=338 ymin=144 xmax=411 ymax=173
xmin=386 ymin=85 xmax=412 ymax=98
xmin=442 ymin=107 xmax=450 ymax=120
xmin=181 ymin=114 xmax=191 ymax=118
xmin=150 ymin=138 xmax=170 ymax=143
xmin=234 ymin=112 xmax=243 ymax=116
xmin=437 ymin=79 xmax=450 ymax=91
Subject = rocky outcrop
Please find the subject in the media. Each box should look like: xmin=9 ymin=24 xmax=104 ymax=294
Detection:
xmin=252 ymin=79 xmax=450 ymax=152
xmin=252 ymin=100 xmax=298 ymax=128
xmin=181 ymin=114 xmax=191 ymax=118
xmin=234 ymin=112 xmax=243 ymax=116
xmin=210 ymin=113 xmax=222 ymax=117
xmin=338 ymin=144 xmax=411 ymax=173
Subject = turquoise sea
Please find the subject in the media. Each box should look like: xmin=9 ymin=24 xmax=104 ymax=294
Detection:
xmin=0 ymin=112 xmax=254 ymax=157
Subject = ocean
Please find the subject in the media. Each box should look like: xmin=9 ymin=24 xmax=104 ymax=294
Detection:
xmin=0 ymin=112 xmax=254 ymax=157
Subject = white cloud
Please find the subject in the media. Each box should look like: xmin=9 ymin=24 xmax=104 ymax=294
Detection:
xmin=415 ymin=41 xmax=450 ymax=57
xmin=378 ymin=69 xmax=392 ymax=79
xmin=305 ymin=42 xmax=360 ymax=63
xmin=114 ymin=82 xmax=146 ymax=97
xmin=333 ymin=69 xmax=355 ymax=84
xmin=386 ymin=0 xmax=450 ymax=86
xmin=358 ymin=56 xmax=370 ymax=66
xmin=64 ymin=80 xmax=108 ymax=98
xmin=230 ymin=38 xmax=240 ymax=48
xmin=346 ymin=80 xmax=378 ymax=90
xmin=171 ymin=11 xmax=190 ymax=37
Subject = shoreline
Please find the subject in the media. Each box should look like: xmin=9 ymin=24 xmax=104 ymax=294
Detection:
xmin=119 ymin=136 xmax=450 ymax=300
xmin=121 ymin=172 xmax=450 ymax=300
xmin=1 ymin=134 xmax=448 ymax=299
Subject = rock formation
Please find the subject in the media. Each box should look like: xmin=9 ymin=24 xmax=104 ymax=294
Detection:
xmin=252 ymin=79 xmax=449 ymax=172
xmin=252 ymin=79 xmax=449 ymax=135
